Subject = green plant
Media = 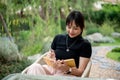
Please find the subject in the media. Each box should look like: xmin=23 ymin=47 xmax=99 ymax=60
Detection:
xmin=89 ymin=4 xmax=120 ymax=26
xmin=20 ymin=14 xmax=62 ymax=56
xmin=21 ymin=42 xmax=43 ymax=56
xmin=99 ymin=22 xmax=114 ymax=36
xmin=0 ymin=58 xmax=32 ymax=79
xmin=106 ymin=47 xmax=120 ymax=62
xmin=114 ymin=37 xmax=120 ymax=42
xmin=16 ymin=30 xmax=30 ymax=50
xmin=111 ymin=47 xmax=120 ymax=52
xmin=85 ymin=21 xmax=99 ymax=35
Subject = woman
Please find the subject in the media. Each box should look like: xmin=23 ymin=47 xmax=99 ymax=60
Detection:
xmin=26 ymin=10 xmax=92 ymax=77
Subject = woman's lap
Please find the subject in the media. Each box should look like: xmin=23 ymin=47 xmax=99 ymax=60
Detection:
xmin=26 ymin=63 xmax=75 ymax=77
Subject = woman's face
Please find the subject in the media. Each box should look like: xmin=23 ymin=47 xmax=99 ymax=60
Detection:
xmin=66 ymin=20 xmax=82 ymax=38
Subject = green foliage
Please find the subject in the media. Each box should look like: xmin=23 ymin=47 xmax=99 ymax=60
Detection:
xmin=21 ymin=41 xmax=43 ymax=56
xmin=61 ymin=19 xmax=66 ymax=30
xmin=107 ymin=47 xmax=120 ymax=62
xmin=0 ymin=58 xmax=32 ymax=79
xmin=9 ymin=15 xmax=31 ymax=32
xmin=0 ymin=2 xmax=7 ymax=16
xmin=16 ymin=31 xmax=30 ymax=50
xmin=18 ymin=31 xmax=30 ymax=41
xmin=20 ymin=29 xmax=44 ymax=56
xmin=102 ymin=4 xmax=120 ymax=30
xmin=88 ymin=4 xmax=120 ymax=32
xmin=114 ymin=37 xmax=120 ymax=42
xmin=1 ymin=0 xmax=120 ymax=57
xmin=85 ymin=21 xmax=100 ymax=35
xmin=20 ymin=14 xmax=62 ymax=56
xmin=87 ymin=10 xmax=105 ymax=25
xmin=99 ymin=22 xmax=114 ymax=36
xmin=75 ymin=0 xmax=96 ymax=12
xmin=0 ymin=2 xmax=7 ymax=32
xmin=111 ymin=47 xmax=120 ymax=52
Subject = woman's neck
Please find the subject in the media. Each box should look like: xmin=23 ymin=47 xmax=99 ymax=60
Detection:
xmin=67 ymin=34 xmax=81 ymax=41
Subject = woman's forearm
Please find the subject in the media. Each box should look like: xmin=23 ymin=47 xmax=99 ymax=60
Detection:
xmin=69 ymin=67 xmax=84 ymax=76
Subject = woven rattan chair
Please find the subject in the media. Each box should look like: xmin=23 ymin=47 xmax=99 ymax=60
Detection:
xmin=21 ymin=52 xmax=92 ymax=77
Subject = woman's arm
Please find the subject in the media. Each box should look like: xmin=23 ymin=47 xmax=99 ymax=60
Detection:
xmin=70 ymin=57 xmax=90 ymax=76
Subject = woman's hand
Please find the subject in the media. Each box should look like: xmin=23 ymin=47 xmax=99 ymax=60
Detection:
xmin=46 ymin=50 xmax=56 ymax=60
xmin=52 ymin=60 xmax=70 ymax=72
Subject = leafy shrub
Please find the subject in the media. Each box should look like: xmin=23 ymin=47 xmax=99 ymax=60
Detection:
xmin=114 ymin=37 xmax=120 ymax=42
xmin=20 ymin=14 xmax=62 ymax=56
xmin=99 ymin=22 xmax=114 ymax=36
xmin=16 ymin=31 xmax=30 ymax=50
xmin=85 ymin=4 xmax=120 ymax=33
xmin=21 ymin=42 xmax=43 ymax=56
xmin=111 ymin=47 xmax=120 ymax=52
xmin=0 ymin=2 xmax=7 ymax=17
xmin=85 ymin=21 xmax=100 ymax=35
xmin=87 ymin=10 xmax=105 ymax=25
xmin=0 ymin=58 xmax=32 ymax=80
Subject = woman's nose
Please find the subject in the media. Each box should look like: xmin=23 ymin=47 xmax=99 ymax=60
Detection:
xmin=69 ymin=29 xmax=74 ymax=33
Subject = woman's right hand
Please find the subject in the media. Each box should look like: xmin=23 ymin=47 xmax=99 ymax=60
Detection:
xmin=52 ymin=60 xmax=69 ymax=72
xmin=46 ymin=50 xmax=56 ymax=60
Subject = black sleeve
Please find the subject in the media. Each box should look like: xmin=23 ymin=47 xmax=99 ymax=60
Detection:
xmin=51 ymin=35 xmax=58 ymax=50
xmin=80 ymin=40 xmax=92 ymax=58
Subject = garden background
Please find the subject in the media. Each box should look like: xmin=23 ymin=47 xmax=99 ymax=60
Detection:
xmin=0 ymin=0 xmax=120 ymax=79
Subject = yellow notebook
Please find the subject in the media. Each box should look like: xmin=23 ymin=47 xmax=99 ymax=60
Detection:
xmin=43 ymin=57 xmax=76 ymax=67
xmin=64 ymin=59 xmax=76 ymax=67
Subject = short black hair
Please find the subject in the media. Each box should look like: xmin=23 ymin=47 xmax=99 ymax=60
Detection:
xmin=66 ymin=11 xmax=85 ymax=31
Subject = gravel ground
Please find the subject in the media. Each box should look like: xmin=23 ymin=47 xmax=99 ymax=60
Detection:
xmin=89 ymin=46 xmax=120 ymax=80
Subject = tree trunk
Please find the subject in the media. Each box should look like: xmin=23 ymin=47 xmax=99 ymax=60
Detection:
xmin=0 ymin=13 xmax=13 ymax=42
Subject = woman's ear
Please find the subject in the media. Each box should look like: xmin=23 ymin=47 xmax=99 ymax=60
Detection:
xmin=66 ymin=26 xmax=68 ymax=32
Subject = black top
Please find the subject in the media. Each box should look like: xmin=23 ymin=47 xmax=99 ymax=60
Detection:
xmin=51 ymin=34 xmax=92 ymax=68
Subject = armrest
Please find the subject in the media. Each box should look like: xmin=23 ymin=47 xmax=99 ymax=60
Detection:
xmin=21 ymin=52 xmax=49 ymax=74
xmin=81 ymin=60 xmax=92 ymax=77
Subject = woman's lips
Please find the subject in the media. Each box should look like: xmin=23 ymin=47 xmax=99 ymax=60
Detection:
xmin=69 ymin=34 xmax=75 ymax=36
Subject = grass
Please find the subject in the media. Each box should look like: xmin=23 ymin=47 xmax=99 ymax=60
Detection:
xmin=106 ymin=51 xmax=120 ymax=62
xmin=99 ymin=42 xmax=120 ymax=46
xmin=106 ymin=47 xmax=120 ymax=62
xmin=92 ymin=37 xmax=120 ymax=62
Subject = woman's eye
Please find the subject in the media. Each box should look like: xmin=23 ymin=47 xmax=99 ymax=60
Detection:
xmin=68 ymin=26 xmax=71 ymax=29
xmin=67 ymin=25 xmax=79 ymax=30
xmin=74 ymin=28 xmax=78 ymax=30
